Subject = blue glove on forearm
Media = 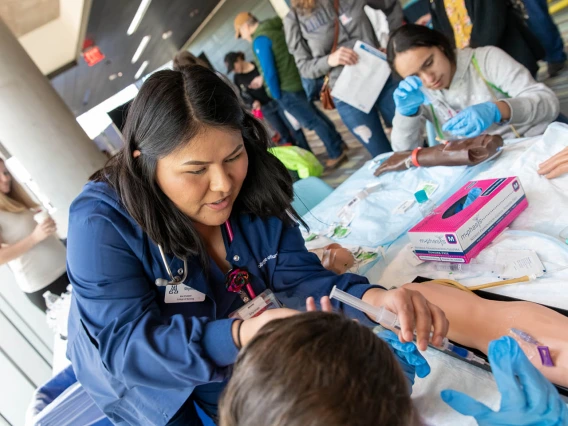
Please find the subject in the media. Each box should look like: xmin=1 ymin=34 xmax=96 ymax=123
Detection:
xmin=442 ymin=102 xmax=501 ymax=138
xmin=441 ymin=336 xmax=567 ymax=425
xmin=378 ymin=329 xmax=430 ymax=393
xmin=393 ymin=76 xmax=426 ymax=116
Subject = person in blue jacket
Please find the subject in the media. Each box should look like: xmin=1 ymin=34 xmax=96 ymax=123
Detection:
xmin=233 ymin=12 xmax=348 ymax=169
xmin=65 ymin=65 xmax=448 ymax=426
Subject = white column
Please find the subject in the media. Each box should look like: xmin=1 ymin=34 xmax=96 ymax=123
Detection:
xmin=0 ymin=17 xmax=107 ymax=236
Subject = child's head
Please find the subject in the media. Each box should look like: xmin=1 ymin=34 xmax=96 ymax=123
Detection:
xmin=219 ymin=312 xmax=418 ymax=426
xmin=387 ymin=24 xmax=456 ymax=90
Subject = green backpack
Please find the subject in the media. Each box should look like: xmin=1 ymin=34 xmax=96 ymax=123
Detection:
xmin=269 ymin=146 xmax=324 ymax=179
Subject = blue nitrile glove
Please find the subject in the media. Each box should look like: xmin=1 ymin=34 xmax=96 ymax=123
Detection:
xmin=393 ymin=76 xmax=426 ymax=116
xmin=378 ymin=329 xmax=431 ymax=393
xmin=442 ymin=102 xmax=501 ymax=137
xmin=441 ymin=336 xmax=567 ymax=425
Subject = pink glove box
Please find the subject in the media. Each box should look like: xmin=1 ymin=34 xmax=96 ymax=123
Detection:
xmin=409 ymin=177 xmax=528 ymax=263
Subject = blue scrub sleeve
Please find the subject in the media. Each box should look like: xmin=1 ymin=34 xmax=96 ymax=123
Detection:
xmin=67 ymin=213 xmax=238 ymax=389
xmin=253 ymin=36 xmax=281 ymax=99
xmin=271 ymin=223 xmax=385 ymax=325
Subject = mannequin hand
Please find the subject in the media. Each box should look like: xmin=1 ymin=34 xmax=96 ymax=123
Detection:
xmin=378 ymin=329 xmax=430 ymax=391
xmin=538 ymin=147 xmax=568 ymax=179
xmin=393 ymin=76 xmax=426 ymax=116
xmin=441 ymin=336 xmax=567 ymax=425
xmin=236 ymin=308 xmax=299 ymax=347
xmin=442 ymin=102 xmax=501 ymax=137
xmin=32 ymin=218 xmax=57 ymax=243
xmin=362 ymin=287 xmax=449 ymax=350
xmin=327 ymin=47 xmax=358 ymax=67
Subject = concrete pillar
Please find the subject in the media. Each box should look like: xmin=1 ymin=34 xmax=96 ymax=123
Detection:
xmin=0 ymin=17 xmax=107 ymax=236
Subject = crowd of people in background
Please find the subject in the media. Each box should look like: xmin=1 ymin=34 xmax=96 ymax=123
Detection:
xmin=177 ymin=0 xmax=567 ymax=174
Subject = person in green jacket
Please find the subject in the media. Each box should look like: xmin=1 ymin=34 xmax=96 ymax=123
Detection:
xmin=234 ymin=12 xmax=347 ymax=169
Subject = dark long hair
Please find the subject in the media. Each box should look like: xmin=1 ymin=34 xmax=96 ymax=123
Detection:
xmin=387 ymin=24 xmax=456 ymax=78
xmin=93 ymin=66 xmax=303 ymax=266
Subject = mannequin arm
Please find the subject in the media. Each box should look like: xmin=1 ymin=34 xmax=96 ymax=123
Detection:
xmin=402 ymin=282 xmax=568 ymax=387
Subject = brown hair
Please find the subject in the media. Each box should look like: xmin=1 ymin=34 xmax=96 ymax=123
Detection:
xmin=291 ymin=0 xmax=317 ymax=13
xmin=219 ymin=312 xmax=417 ymax=426
xmin=172 ymin=51 xmax=209 ymax=71
xmin=0 ymin=159 xmax=38 ymax=213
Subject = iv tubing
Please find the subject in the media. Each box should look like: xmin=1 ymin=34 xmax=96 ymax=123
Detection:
xmin=426 ymin=275 xmax=532 ymax=294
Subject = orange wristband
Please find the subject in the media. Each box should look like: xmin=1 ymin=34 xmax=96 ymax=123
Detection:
xmin=411 ymin=147 xmax=422 ymax=167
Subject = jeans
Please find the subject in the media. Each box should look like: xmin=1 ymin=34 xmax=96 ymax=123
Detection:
xmin=278 ymin=90 xmax=344 ymax=159
xmin=523 ymin=0 xmax=567 ymax=63
xmin=301 ymin=76 xmax=325 ymax=101
xmin=261 ymin=100 xmax=311 ymax=151
xmin=333 ymin=76 xmax=396 ymax=158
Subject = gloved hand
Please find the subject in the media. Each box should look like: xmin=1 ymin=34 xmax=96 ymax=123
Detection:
xmin=393 ymin=76 xmax=427 ymax=116
xmin=378 ymin=329 xmax=430 ymax=392
xmin=442 ymin=102 xmax=501 ymax=137
xmin=441 ymin=336 xmax=567 ymax=425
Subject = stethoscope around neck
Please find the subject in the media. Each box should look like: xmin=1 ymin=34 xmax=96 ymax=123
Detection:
xmin=154 ymin=221 xmax=238 ymax=287
xmin=155 ymin=245 xmax=188 ymax=287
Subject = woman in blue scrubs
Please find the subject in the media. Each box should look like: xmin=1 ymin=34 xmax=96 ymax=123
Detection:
xmin=66 ymin=65 xmax=448 ymax=425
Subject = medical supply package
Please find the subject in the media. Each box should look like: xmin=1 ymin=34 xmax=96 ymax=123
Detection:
xmin=408 ymin=177 xmax=528 ymax=263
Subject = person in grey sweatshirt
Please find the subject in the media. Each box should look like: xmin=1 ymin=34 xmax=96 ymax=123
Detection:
xmin=284 ymin=0 xmax=397 ymax=158
xmin=386 ymin=25 xmax=560 ymax=152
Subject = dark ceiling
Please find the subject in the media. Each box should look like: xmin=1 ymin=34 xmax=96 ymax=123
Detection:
xmin=51 ymin=0 xmax=221 ymax=116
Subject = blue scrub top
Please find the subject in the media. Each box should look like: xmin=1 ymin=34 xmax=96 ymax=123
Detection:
xmin=66 ymin=181 xmax=380 ymax=425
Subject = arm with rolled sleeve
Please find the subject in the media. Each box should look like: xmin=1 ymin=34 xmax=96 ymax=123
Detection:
xmin=391 ymin=108 xmax=429 ymax=151
xmin=271 ymin=222 xmax=384 ymax=325
xmin=253 ymin=36 xmax=281 ymax=100
xmin=67 ymin=208 xmax=238 ymax=389
xmin=477 ymin=46 xmax=559 ymax=127
xmin=283 ymin=13 xmax=332 ymax=79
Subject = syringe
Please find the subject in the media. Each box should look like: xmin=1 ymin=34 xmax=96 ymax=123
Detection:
xmin=330 ymin=286 xmax=487 ymax=365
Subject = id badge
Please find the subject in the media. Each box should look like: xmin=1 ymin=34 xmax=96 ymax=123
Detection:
xmin=164 ymin=284 xmax=206 ymax=303
xmin=229 ymin=289 xmax=282 ymax=320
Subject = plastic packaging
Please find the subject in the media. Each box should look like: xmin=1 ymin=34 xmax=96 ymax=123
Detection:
xmin=330 ymin=286 xmax=487 ymax=365
xmin=560 ymin=226 xmax=568 ymax=244
xmin=420 ymin=88 xmax=457 ymax=122
xmin=423 ymin=262 xmax=504 ymax=275
xmin=415 ymin=190 xmax=435 ymax=218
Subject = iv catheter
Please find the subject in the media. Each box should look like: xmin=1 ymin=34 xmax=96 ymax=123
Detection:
xmin=330 ymin=286 xmax=487 ymax=365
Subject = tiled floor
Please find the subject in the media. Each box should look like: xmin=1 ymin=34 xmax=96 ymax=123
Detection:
xmin=306 ymin=11 xmax=568 ymax=188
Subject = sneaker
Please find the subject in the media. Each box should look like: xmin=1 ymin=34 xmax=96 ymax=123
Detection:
xmin=325 ymin=152 xmax=348 ymax=169
xmin=548 ymin=61 xmax=566 ymax=78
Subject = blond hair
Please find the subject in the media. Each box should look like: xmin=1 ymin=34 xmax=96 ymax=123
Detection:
xmin=291 ymin=0 xmax=317 ymax=13
xmin=0 ymin=159 xmax=38 ymax=213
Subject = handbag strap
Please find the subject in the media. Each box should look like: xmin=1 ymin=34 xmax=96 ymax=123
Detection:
xmin=330 ymin=0 xmax=340 ymax=54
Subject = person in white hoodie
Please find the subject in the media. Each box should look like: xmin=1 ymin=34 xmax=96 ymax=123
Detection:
xmin=387 ymin=24 xmax=560 ymax=152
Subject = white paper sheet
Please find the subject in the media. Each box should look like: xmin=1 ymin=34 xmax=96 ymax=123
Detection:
xmin=331 ymin=41 xmax=391 ymax=113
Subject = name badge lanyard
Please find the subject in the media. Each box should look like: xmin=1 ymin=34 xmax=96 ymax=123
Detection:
xmin=224 ymin=221 xmax=256 ymax=303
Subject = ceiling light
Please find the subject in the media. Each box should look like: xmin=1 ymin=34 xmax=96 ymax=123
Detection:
xmin=127 ymin=0 xmax=152 ymax=35
xmin=109 ymin=74 xmax=117 ymax=80
xmin=118 ymin=72 xmax=123 ymax=77
xmin=131 ymin=35 xmax=151 ymax=64
xmin=162 ymin=30 xmax=172 ymax=40
xmin=135 ymin=60 xmax=149 ymax=80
